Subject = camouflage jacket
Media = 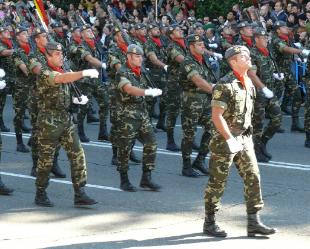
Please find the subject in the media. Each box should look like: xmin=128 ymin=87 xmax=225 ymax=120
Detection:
xmin=211 ymin=71 xmax=255 ymax=139
xmin=271 ymin=34 xmax=293 ymax=70
xmin=53 ymin=33 xmax=68 ymax=50
xmin=0 ymin=39 xmax=15 ymax=79
xmin=180 ymin=53 xmax=213 ymax=93
xmin=108 ymin=43 xmax=127 ymax=80
xmin=235 ymin=36 xmax=254 ymax=49
xmin=166 ymin=40 xmax=188 ymax=78
xmin=37 ymin=64 xmax=71 ymax=113
xmin=144 ymin=37 xmax=167 ymax=71
xmin=250 ymin=46 xmax=276 ymax=91
xmin=68 ymin=39 xmax=82 ymax=71
xmin=12 ymin=45 xmax=35 ymax=82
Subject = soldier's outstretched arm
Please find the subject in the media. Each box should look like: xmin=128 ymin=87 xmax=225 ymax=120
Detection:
xmin=191 ymin=74 xmax=213 ymax=93
xmin=54 ymin=69 xmax=98 ymax=84
xmin=84 ymin=54 xmax=105 ymax=69
xmin=0 ymin=49 xmax=14 ymax=57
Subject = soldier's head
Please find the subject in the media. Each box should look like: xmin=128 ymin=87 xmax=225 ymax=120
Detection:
xmin=81 ymin=24 xmax=94 ymax=40
xmin=167 ymin=24 xmax=183 ymax=39
xmin=238 ymin=21 xmax=253 ymax=37
xmin=45 ymin=42 xmax=64 ymax=67
xmin=253 ymin=28 xmax=268 ymax=48
xmin=225 ymin=45 xmax=251 ymax=72
xmin=187 ymin=34 xmax=205 ymax=55
xmin=51 ymin=23 xmax=63 ymax=34
xmin=15 ymin=26 xmax=29 ymax=44
xmin=113 ymin=27 xmax=125 ymax=44
xmin=193 ymin=22 xmax=204 ymax=37
xmin=0 ymin=26 xmax=11 ymax=39
xmin=147 ymin=24 xmax=160 ymax=38
xmin=274 ymin=20 xmax=289 ymax=35
xmin=71 ymin=26 xmax=81 ymax=39
xmin=33 ymin=27 xmax=48 ymax=47
xmin=126 ymin=44 xmax=144 ymax=68
xmin=135 ymin=24 xmax=147 ymax=37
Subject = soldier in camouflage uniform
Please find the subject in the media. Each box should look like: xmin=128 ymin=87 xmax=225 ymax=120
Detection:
xmin=75 ymin=24 xmax=109 ymax=143
xmin=250 ymin=28 xmax=283 ymax=162
xmin=115 ymin=44 xmax=161 ymax=192
xmin=180 ymin=34 xmax=214 ymax=177
xmin=51 ymin=23 xmax=67 ymax=49
xmin=0 ymin=26 xmax=14 ymax=132
xmin=203 ymin=45 xmax=276 ymax=238
xmin=144 ymin=23 xmax=169 ymax=132
xmin=28 ymin=27 xmax=66 ymax=178
xmin=34 ymin=42 xmax=97 ymax=207
xmin=272 ymin=21 xmax=310 ymax=132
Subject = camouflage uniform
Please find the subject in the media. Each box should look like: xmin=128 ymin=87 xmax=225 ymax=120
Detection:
xmin=180 ymin=53 xmax=213 ymax=175
xmin=35 ymin=64 xmax=87 ymax=192
xmin=205 ymin=71 xmax=264 ymax=215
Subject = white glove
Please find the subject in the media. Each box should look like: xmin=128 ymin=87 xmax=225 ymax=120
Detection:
xmin=226 ymin=137 xmax=243 ymax=153
xmin=0 ymin=80 xmax=6 ymax=90
xmin=209 ymin=43 xmax=218 ymax=49
xmin=304 ymin=58 xmax=308 ymax=63
xmin=262 ymin=87 xmax=274 ymax=99
xmin=102 ymin=62 xmax=107 ymax=69
xmin=209 ymin=57 xmax=215 ymax=62
xmin=213 ymin=52 xmax=223 ymax=60
xmin=0 ymin=69 xmax=5 ymax=78
xmin=72 ymin=95 xmax=89 ymax=105
xmin=273 ymin=73 xmax=284 ymax=81
xmin=294 ymin=42 xmax=302 ymax=48
xmin=145 ymin=88 xmax=162 ymax=97
xmin=163 ymin=65 xmax=168 ymax=72
xmin=82 ymin=69 xmax=99 ymax=78
xmin=301 ymin=49 xmax=310 ymax=57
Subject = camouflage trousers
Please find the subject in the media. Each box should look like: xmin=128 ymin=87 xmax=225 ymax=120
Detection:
xmin=253 ymin=91 xmax=282 ymax=143
xmin=77 ymin=83 xmax=109 ymax=125
xmin=166 ymin=81 xmax=181 ymax=134
xmin=304 ymin=78 xmax=310 ymax=133
xmin=12 ymin=81 xmax=30 ymax=135
xmin=36 ymin=111 xmax=87 ymax=190
xmin=205 ymin=135 xmax=264 ymax=214
xmin=181 ymin=91 xmax=212 ymax=160
xmin=116 ymin=104 xmax=157 ymax=173
xmin=29 ymin=91 xmax=40 ymax=161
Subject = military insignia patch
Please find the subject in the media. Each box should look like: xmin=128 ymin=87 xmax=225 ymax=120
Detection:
xmin=185 ymin=65 xmax=191 ymax=72
xmin=213 ymin=90 xmax=221 ymax=99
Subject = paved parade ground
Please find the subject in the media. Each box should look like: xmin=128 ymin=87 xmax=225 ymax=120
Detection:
xmin=0 ymin=96 xmax=309 ymax=249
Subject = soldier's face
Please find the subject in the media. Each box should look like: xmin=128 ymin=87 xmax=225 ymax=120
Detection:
xmin=150 ymin=27 xmax=160 ymax=37
xmin=128 ymin=53 xmax=143 ymax=67
xmin=255 ymin=35 xmax=268 ymax=48
xmin=0 ymin=30 xmax=10 ymax=39
xmin=279 ymin=26 xmax=289 ymax=35
xmin=49 ymin=50 xmax=64 ymax=67
xmin=138 ymin=28 xmax=147 ymax=36
xmin=17 ymin=31 xmax=29 ymax=43
xmin=193 ymin=41 xmax=205 ymax=55
xmin=240 ymin=27 xmax=253 ymax=37
xmin=36 ymin=33 xmax=48 ymax=47
xmin=172 ymin=28 xmax=183 ymax=38
xmin=233 ymin=52 xmax=252 ymax=69
xmin=83 ymin=29 xmax=94 ymax=39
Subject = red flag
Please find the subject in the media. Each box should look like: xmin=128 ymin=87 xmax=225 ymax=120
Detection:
xmin=34 ymin=0 xmax=49 ymax=26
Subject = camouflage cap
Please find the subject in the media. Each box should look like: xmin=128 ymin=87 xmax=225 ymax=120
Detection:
xmin=147 ymin=23 xmax=159 ymax=31
xmin=0 ymin=26 xmax=9 ymax=33
xmin=237 ymin=21 xmax=253 ymax=29
xmin=253 ymin=27 xmax=268 ymax=37
xmin=15 ymin=26 xmax=28 ymax=35
xmin=70 ymin=25 xmax=80 ymax=33
xmin=46 ymin=42 xmax=63 ymax=52
xmin=273 ymin=20 xmax=287 ymax=30
xmin=134 ymin=23 xmax=146 ymax=30
xmin=167 ymin=24 xmax=180 ymax=35
xmin=160 ymin=23 xmax=168 ymax=29
xmin=32 ymin=27 xmax=46 ymax=37
xmin=187 ymin=34 xmax=203 ymax=44
xmin=128 ymin=23 xmax=135 ymax=31
xmin=127 ymin=44 xmax=144 ymax=55
xmin=81 ymin=24 xmax=91 ymax=31
xmin=225 ymin=45 xmax=250 ymax=59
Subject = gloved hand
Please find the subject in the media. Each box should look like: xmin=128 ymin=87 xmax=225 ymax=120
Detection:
xmin=0 ymin=68 xmax=5 ymax=78
xmin=163 ymin=65 xmax=168 ymax=72
xmin=102 ymin=62 xmax=107 ymax=69
xmin=226 ymin=137 xmax=243 ymax=153
xmin=208 ymin=43 xmax=218 ymax=49
xmin=273 ymin=73 xmax=284 ymax=81
xmin=301 ymin=49 xmax=310 ymax=57
xmin=82 ymin=69 xmax=99 ymax=78
xmin=209 ymin=57 xmax=215 ymax=62
xmin=262 ymin=86 xmax=274 ymax=99
xmin=72 ymin=95 xmax=89 ymax=105
xmin=145 ymin=88 xmax=162 ymax=97
xmin=213 ymin=52 xmax=223 ymax=60
xmin=0 ymin=80 xmax=6 ymax=90
xmin=294 ymin=42 xmax=302 ymax=48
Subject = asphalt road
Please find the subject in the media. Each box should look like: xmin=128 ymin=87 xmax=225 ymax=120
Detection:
xmin=0 ymin=96 xmax=309 ymax=249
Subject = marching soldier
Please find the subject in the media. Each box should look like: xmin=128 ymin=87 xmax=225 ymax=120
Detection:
xmin=115 ymin=44 xmax=161 ymax=192
xmin=180 ymin=34 xmax=214 ymax=177
xmin=34 ymin=41 xmax=98 ymax=207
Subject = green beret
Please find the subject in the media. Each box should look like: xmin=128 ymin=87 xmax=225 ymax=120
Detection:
xmin=127 ymin=44 xmax=143 ymax=55
xmin=225 ymin=45 xmax=250 ymax=59
xmin=237 ymin=21 xmax=253 ymax=29
xmin=46 ymin=42 xmax=63 ymax=52
xmin=193 ymin=22 xmax=203 ymax=30
xmin=32 ymin=27 xmax=46 ymax=37
xmin=273 ymin=20 xmax=287 ymax=30
xmin=253 ymin=27 xmax=268 ymax=37
xmin=187 ymin=34 xmax=203 ymax=44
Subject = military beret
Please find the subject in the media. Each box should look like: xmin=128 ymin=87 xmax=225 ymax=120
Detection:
xmin=0 ymin=26 xmax=9 ymax=33
xmin=70 ymin=25 xmax=80 ymax=33
xmin=134 ymin=23 xmax=146 ymax=30
xmin=51 ymin=23 xmax=62 ymax=29
xmin=46 ymin=42 xmax=63 ymax=52
xmin=237 ymin=21 xmax=253 ymax=29
xmin=15 ymin=26 xmax=28 ymax=35
xmin=81 ymin=24 xmax=91 ymax=31
xmin=193 ymin=22 xmax=203 ymax=30
xmin=127 ymin=44 xmax=144 ymax=55
xmin=225 ymin=45 xmax=250 ymax=59
xmin=147 ymin=23 xmax=159 ymax=31
xmin=32 ymin=27 xmax=46 ymax=37
xmin=273 ymin=20 xmax=287 ymax=30
xmin=187 ymin=34 xmax=203 ymax=44
xmin=253 ymin=27 xmax=268 ymax=37
xmin=167 ymin=24 xmax=180 ymax=35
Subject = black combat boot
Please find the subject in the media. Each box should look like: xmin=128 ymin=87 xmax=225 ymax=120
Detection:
xmin=51 ymin=157 xmax=66 ymax=178
xmin=247 ymin=213 xmax=276 ymax=237
xmin=192 ymin=153 xmax=209 ymax=175
xmin=74 ymin=187 xmax=97 ymax=206
xmin=86 ymin=113 xmax=99 ymax=123
xmin=140 ymin=171 xmax=161 ymax=191
xmin=0 ymin=117 xmax=10 ymax=132
xmin=260 ymin=137 xmax=272 ymax=160
xmin=203 ymin=214 xmax=227 ymax=237
xmin=254 ymin=142 xmax=270 ymax=163
xmin=98 ymin=122 xmax=109 ymax=141
xmin=78 ymin=119 xmax=90 ymax=143
xmin=0 ymin=177 xmax=14 ymax=195
xmin=111 ymin=146 xmax=118 ymax=166
xmin=182 ymin=158 xmax=200 ymax=177
xmin=166 ymin=130 xmax=180 ymax=151
xmin=155 ymin=106 xmax=167 ymax=132
xmin=305 ymin=132 xmax=310 ymax=148
xmin=16 ymin=133 xmax=30 ymax=153
xmin=35 ymin=189 xmax=54 ymax=207
xmin=291 ymin=117 xmax=305 ymax=132
xmin=120 ymin=172 xmax=137 ymax=192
